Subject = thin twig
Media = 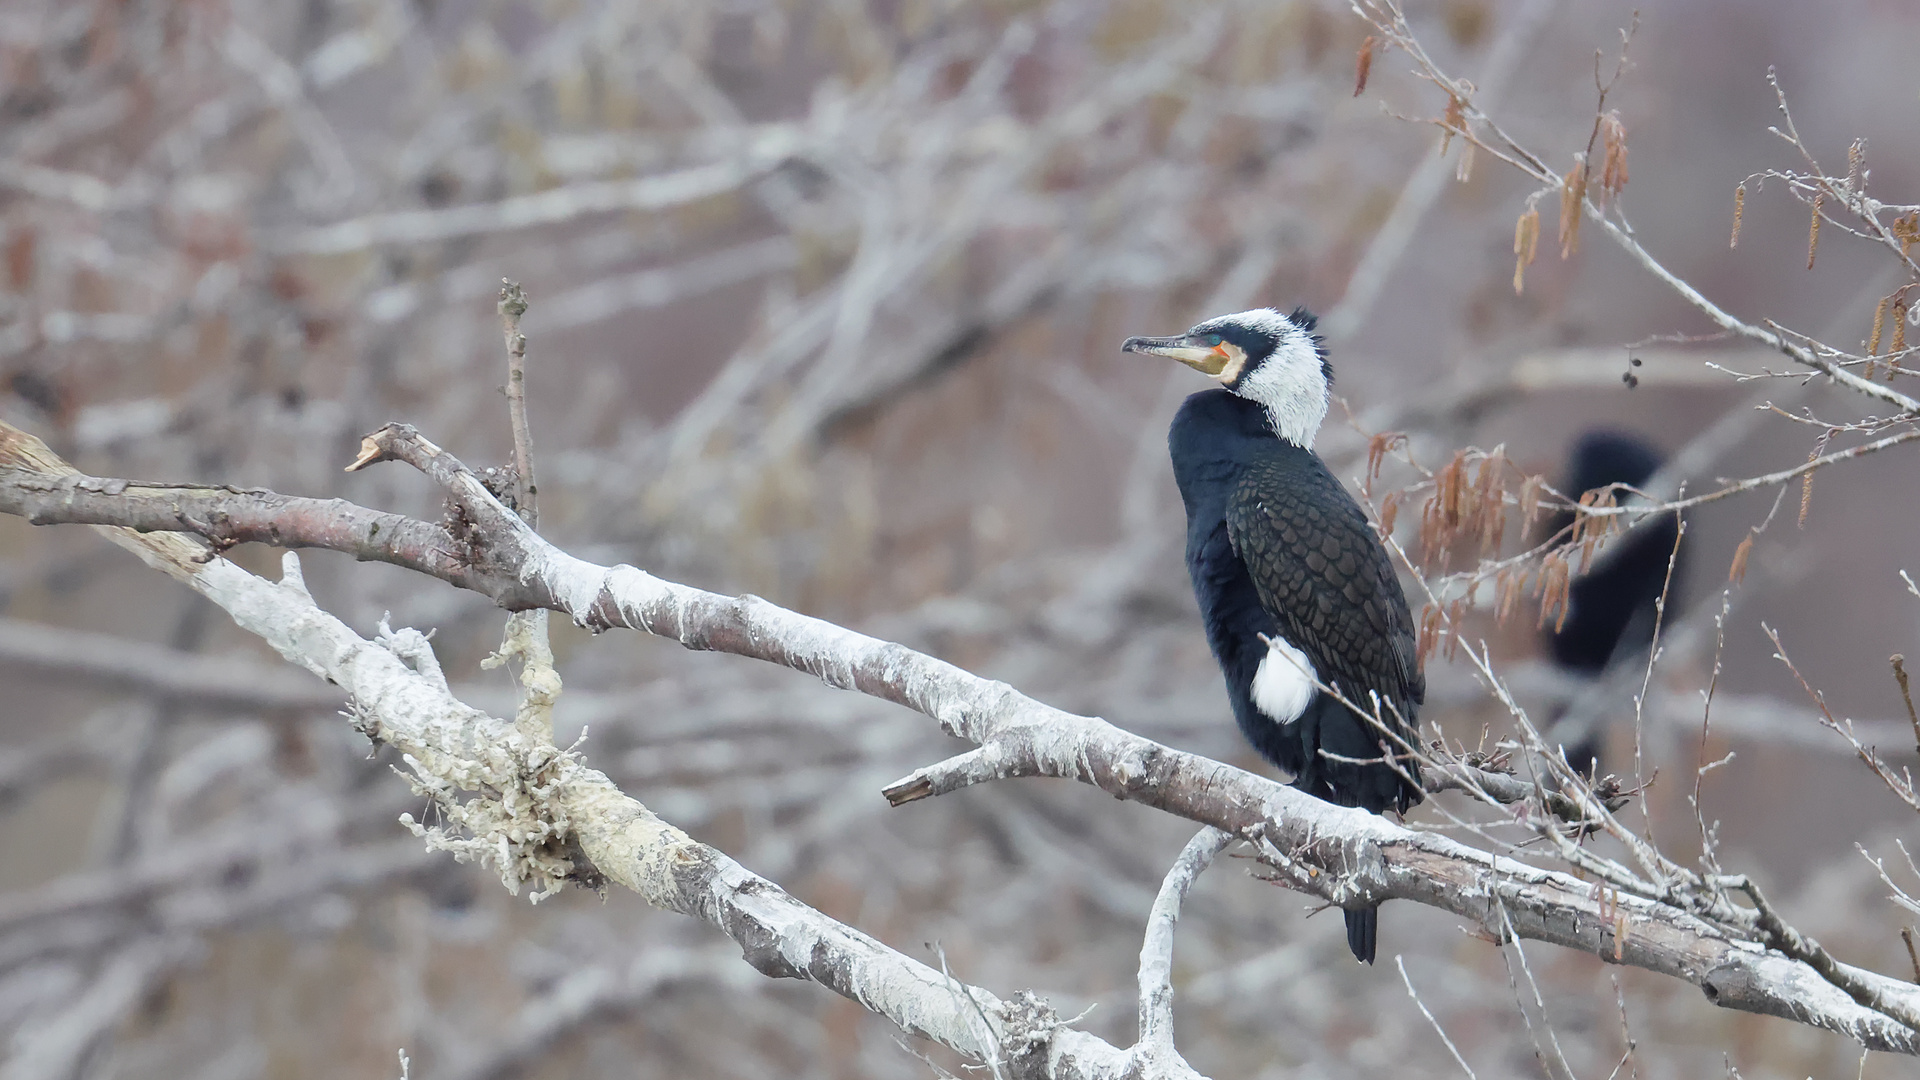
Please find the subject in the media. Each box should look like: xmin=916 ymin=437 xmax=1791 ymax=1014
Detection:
xmin=1893 ymin=654 xmax=1919 ymax=754
xmin=490 ymin=281 xmax=559 ymax=746
xmin=1628 ymin=517 xmax=1686 ymax=846
xmin=1396 ymin=956 xmax=1479 ymax=1079
xmin=499 ymin=280 xmax=537 ymax=529
xmin=1610 ymin=974 xmax=1640 ymax=1080
xmin=1351 ymin=0 xmax=1920 ymax=418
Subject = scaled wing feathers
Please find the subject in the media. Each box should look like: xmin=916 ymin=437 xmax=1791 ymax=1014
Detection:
xmin=1222 ymin=452 xmax=1424 ymax=730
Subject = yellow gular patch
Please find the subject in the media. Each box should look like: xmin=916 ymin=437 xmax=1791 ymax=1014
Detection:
xmin=1213 ymin=341 xmax=1248 ymax=385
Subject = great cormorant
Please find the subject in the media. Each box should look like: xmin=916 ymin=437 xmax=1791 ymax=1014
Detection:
xmin=1541 ymin=431 xmax=1684 ymax=774
xmin=1122 ymin=307 xmax=1423 ymax=964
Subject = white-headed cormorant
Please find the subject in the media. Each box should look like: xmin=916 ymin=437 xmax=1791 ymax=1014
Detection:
xmin=1122 ymin=307 xmax=1422 ymax=964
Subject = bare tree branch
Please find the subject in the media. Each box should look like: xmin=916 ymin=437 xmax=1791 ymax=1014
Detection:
xmin=441 ymin=948 xmax=753 ymax=1080
xmin=0 ymin=616 xmax=338 ymax=712
xmin=268 ymin=153 xmax=797 ymax=255
xmin=2 ymin=418 xmax=1916 ymax=1054
xmin=0 ymin=936 xmax=200 ymax=1080
xmin=1136 ymin=827 xmax=1232 ymax=1078
xmin=0 ymin=428 xmax=1142 ymax=1077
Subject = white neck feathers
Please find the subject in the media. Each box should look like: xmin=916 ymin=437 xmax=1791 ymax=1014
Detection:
xmin=1235 ymin=334 xmax=1328 ymax=448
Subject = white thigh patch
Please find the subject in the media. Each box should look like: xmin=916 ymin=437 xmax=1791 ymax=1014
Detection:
xmin=1251 ymin=634 xmax=1317 ymax=725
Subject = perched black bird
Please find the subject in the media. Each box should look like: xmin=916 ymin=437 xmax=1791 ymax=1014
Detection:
xmin=1123 ymin=307 xmax=1423 ymax=964
xmin=1541 ymin=431 xmax=1684 ymax=774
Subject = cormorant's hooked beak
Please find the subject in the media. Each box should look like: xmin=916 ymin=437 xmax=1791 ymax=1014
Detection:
xmin=1121 ymin=334 xmax=1229 ymax=376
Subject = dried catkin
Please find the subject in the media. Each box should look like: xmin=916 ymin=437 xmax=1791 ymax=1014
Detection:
xmin=1728 ymin=531 xmax=1753 ymax=585
xmin=1807 ymin=193 xmax=1824 ymax=269
xmin=1513 ymin=205 xmax=1540 ymax=294
xmin=1598 ymin=112 xmax=1629 ymax=204
xmin=1559 ymin=156 xmax=1587 ymax=258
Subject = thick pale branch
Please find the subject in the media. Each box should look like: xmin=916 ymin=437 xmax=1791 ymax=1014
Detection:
xmin=236 ymin=561 xmax=1134 ymax=1074
xmin=0 ymin=435 xmax=1137 ymax=1079
xmin=1137 ymin=827 xmax=1232 ymax=1076
xmin=1 ymin=420 xmax=1916 ymax=1054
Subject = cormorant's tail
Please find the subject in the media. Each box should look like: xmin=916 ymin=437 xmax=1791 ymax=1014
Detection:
xmin=1344 ymin=906 xmax=1377 ymax=964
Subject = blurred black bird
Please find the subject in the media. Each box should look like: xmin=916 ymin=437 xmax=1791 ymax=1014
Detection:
xmin=1122 ymin=307 xmax=1422 ymax=964
xmin=1541 ymin=431 xmax=1684 ymax=774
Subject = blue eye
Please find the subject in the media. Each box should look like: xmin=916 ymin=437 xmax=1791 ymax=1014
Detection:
xmin=1205 ymin=334 xmax=1223 ymax=347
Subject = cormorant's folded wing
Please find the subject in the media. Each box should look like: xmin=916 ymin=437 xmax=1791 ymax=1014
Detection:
xmin=1222 ymin=449 xmax=1425 ymax=729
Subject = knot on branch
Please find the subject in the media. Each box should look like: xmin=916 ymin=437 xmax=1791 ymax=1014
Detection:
xmin=995 ymin=989 xmax=1069 ymax=1064
xmin=396 ymin=731 xmax=583 ymax=903
xmin=477 ymin=461 xmax=525 ymax=517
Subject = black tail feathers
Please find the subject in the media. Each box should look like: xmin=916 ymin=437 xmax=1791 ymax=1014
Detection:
xmin=1344 ymin=906 xmax=1377 ymax=964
